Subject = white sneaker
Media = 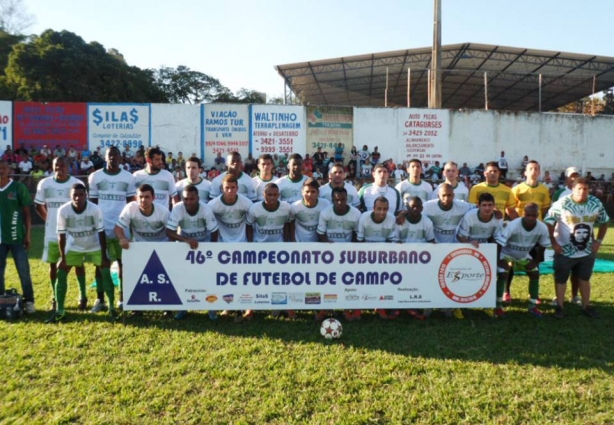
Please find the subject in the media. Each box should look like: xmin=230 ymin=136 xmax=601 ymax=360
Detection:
xmin=90 ymin=299 xmax=108 ymax=313
xmin=117 ymin=301 xmax=123 ymax=311
xmin=571 ymin=296 xmax=582 ymax=306
xmin=550 ymin=297 xmax=558 ymax=306
xmin=24 ymin=302 xmax=36 ymax=314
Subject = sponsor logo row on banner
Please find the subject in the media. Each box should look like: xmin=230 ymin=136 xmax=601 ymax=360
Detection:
xmin=122 ymin=242 xmax=495 ymax=311
xmin=0 ymin=101 xmax=449 ymax=168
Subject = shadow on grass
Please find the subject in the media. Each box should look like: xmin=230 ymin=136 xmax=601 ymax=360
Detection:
xmin=66 ymin=300 xmax=614 ymax=372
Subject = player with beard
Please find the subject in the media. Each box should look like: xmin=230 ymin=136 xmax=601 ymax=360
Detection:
xmin=133 ymin=147 xmax=179 ymax=209
xmin=318 ymin=163 xmax=360 ymax=208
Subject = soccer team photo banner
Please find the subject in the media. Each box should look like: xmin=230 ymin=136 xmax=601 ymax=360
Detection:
xmin=122 ymin=243 xmax=496 ymax=311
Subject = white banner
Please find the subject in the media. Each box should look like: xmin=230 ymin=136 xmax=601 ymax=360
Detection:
xmin=122 ymin=243 xmax=496 ymax=311
xmin=398 ymin=108 xmax=450 ymax=162
xmin=88 ymin=103 xmax=150 ymax=152
xmin=250 ymin=105 xmax=306 ymax=157
xmin=0 ymin=101 xmax=12 ymax=155
xmin=203 ymin=104 xmax=250 ymax=167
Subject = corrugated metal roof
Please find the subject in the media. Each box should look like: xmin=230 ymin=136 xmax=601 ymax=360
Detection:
xmin=275 ymin=43 xmax=614 ymax=111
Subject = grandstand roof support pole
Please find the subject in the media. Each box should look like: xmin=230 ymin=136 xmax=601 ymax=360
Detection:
xmin=592 ymin=75 xmax=597 ymax=115
xmin=484 ymin=71 xmax=489 ymax=110
xmin=407 ymin=68 xmax=411 ymax=107
xmin=538 ymin=74 xmax=542 ymax=112
xmin=284 ymin=82 xmax=287 ymax=105
xmin=385 ymin=67 xmax=389 ymax=107
xmin=427 ymin=69 xmax=431 ymax=106
xmin=429 ymin=0 xmax=442 ymax=109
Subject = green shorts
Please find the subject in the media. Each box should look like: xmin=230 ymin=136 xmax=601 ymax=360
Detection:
xmin=65 ymin=250 xmax=103 ymax=267
xmin=500 ymin=256 xmax=538 ymax=273
xmin=42 ymin=241 xmax=61 ymax=263
xmin=106 ymin=238 xmax=122 ymax=262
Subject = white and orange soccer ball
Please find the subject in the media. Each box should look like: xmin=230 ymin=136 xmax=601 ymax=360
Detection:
xmin=320 ymin=318 xmax=343 ymax=340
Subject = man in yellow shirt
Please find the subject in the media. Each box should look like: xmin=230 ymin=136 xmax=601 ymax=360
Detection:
xmin=468 ymin=161 xmax=518 ymax=219
xmin=511 ymin=160 xmax=551 ymax=220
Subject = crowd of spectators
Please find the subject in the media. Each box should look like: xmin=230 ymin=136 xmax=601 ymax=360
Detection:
xmin=2 ymin=142 xmax=612 ymax=202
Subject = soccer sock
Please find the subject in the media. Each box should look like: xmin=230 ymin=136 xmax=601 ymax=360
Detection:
xmin=50 ymin=278 xmax=56 ymax=298
xmin=56 ymin=269 xmax=68 ymax=315
xmin=528 ymin=279 xmax=539 ymax=306
xmin=95 ymin=269 xmax=104 ymax=302
xmin=101 ymin=267 xmax=115 ymax=310
xmin=77 ymin=273 xmax=87 ymax=300
xmin=496 ymin=277 xmax=506 ymax=308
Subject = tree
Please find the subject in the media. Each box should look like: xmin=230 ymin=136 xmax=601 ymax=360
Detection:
xmin=154 ymin=65 xmax=228 ymax=104
xmin=601 ymin=88 xmax=614 ymax=115
xmin=554 ymin=96 xmax=604 ymax=115
xmin=212 ymin=87 xmax=266 ymax=104
xmin=4 ymin=29 xmax=167 ymax=102
xmin=0 ymin=0 xmax=34 ymax=35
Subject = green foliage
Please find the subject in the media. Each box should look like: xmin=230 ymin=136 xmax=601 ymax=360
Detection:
xmin=1 ymin=227 xmax=614 ymax=423
xmin=154 ymin=65 xmax=228 ymax=104
xmin=3 ymin=29 xmax=167 ymax=102
xmin=601 ymin=88 xmax=614 ymax=115
xmin=212 ymin=87 xmax=266 ymax=104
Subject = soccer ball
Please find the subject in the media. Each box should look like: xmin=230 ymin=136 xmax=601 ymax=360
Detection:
xmin=320 ymin=318 xmax=343 ymax=340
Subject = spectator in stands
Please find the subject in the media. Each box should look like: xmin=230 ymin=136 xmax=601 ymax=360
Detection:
xmin=346 ymin=161 xmax=356 ymax=179
xmin=90 ymin=150 xmax=104 ymax=170
xmin=349 ymin=146 xmax=359 ymax=171
xmin=176 ymin=151 xmax=186 ymax=169
xmin=40 ymin=145 xmax=52 ymax=158
xmin=214 ymin=152 xmax=225 ymax=170
xmin=370 ymin=146 xmax=381 ymax=164
xmin=459 ymin=162 xmax=472 ymax=178
xmin=80 ymin=156 xmax=94 ymax=174
xmin=31 ymin=165 xmax=44 ymax=181
xmin=475 ymin=162 xmax=485 ymax=176
xmin=244 ymin=153 xmax=256 ymax=175
xmin=303 ymin=154 xmax=314 ymax=175
xmin=334 ymin=143 xmax=344 ymax=164
xmin=498 ymin=151 xmax=509 ymax=179
xmin=313 ymin=147 xmax=324 ymax=170
xmin=67 ymin=146 xmax=78 ymax=162
xmin=2 ymin=147 xmax=16 ymax=163
xmin=81 ymin=147 xmax=91 ymax=161
xmin=53 ymin=145 xmax=66 ymax=158
xmin=358 ymin=145 xmax=370 ymax=168
xmin=18 ymin=154 xmax=32 ymax=175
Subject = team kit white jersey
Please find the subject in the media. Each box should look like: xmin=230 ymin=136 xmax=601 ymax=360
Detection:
xmin=544 ymin=195 xmax=610 ymax=258
xmin=495 ymin=218 xmax=551 ymax=260
xmin=35 ymin=175 xmax=83 ymax=243
xmin=275 ymin=175 xmax=309 ymax=203
xmin=133 ymin=169 xmax=177 ymax=207
xmin=247 ymin=201 xmax=292 ymax=243
xmin=117 ymin=202 xmax=170 ymax=242
xmin=291 ymin=198 xmax=330 ymax=242
xmin=457 ymin=209 xmax=503 ymax=243
xmin=358 ymin=184 xmax=402 ymax=213
xmin=396 ymin=215 xmax=436 ymax=243
xmin=356 ymin=212 xmax=399 ymax=243
xmin=57 ymin=201 xmax=105 ymax=253
xmin=318 ymin=182 xmax=360 ymax=208
xmin=88 ymin=169 xmax=136 ymax=238
xmin=395 ymin=180 xmax=434 ymax=203
xmin=422 ymin=199 xmax=474 ymax=243
xmin=431 ymin=182 xmax=469 ymax=202
xmin=208 ymin=194 xmax=253 ymax=242
xmin=175 ymin=178 xmax=212 ymax=204
xmin=252 ymin=175 xmax=276 ymax=202
xmin=166 ymin=201 xmax=219 ymax=242
xmin=317 ymin=205 xmax=362 ymax=242
xmin=209 ymin=172 xmax=257 ymax=201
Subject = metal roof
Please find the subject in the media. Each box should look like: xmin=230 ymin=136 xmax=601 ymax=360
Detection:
xmin=275 ymin=43 xmax=614 ymax=111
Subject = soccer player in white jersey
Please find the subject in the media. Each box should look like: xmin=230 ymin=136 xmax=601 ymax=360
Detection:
xmin=457 ymin=192 xmax=503 ymax=247
xmin=495 ymin=203 xmax=551 ymax=318
xmin=275 ymin=153 xmax=308 ymax=203
xmin=422 ymin=184 xmax=473 ymax=319
xmin=133 ymin=147 xmax=179 ymax=209
xmin=356 ymin=197 xmax=400 ymax=320
xmin=166 ymin=184 xmax=219 ymax=321
xmin=395 ymin=158 xmax=433 ymax=203
xmin=88 ymin=146 xmax=136 ymax=312
xmin=358 ymin=163 xmax=402 ymax=213
xmin=422 ymin=184 xmax=473 ymax=244
xmin=319 ymin=163 xmax=360 ymax=208
xmin=46 ymin=184 xmax=116 ymax=323
xmin=317 ymin=187 xmax=361 ymax=243
xmin=431 ymin=161 xmax=469 ymax=202
xmin=175 ymin=156 xmax=212 ymax=203
xmin=35 ymin=156 xmax=87 ymax=311
xmin=209 ymin=151 xmax=257 ymax=201
xmin=247 ymin=183 xmax=292 ymax=243
xmin=396 ymin=196 xmax=435 ymax=244
xmin=208 ymin=174 xmax=252 ymax=242
xmin=291 ymin=178 xmax=330 ymax=243
xmin=115 ymin=184 xmax=170 ymax=246
xmin=545 ymin=177 xmax=609 ymax=319
xmin=253 ymin=153 xmax=276 ymax=202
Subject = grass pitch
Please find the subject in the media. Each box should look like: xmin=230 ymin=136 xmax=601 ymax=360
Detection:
xmin=1 ymin=227 xmax=613 ymax=424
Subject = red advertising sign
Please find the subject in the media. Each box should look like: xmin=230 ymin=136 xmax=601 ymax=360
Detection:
xmin=13 ymin=102 xmax=88 ymax=151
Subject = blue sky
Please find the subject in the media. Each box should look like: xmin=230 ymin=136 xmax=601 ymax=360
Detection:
xmin=24 ymin=0 xmax=614 ymax=99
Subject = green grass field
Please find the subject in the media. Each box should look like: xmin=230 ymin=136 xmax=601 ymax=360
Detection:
xmin=1 ymin=227 xmax=613 ymax=425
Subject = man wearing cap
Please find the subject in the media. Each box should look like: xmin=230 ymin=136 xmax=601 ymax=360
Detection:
xmin=553 ymin=167 xmax=580 ymax=202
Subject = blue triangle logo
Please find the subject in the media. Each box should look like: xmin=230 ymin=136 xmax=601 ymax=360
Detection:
xmin=127 ymin=250 xmax=183 ymax=306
